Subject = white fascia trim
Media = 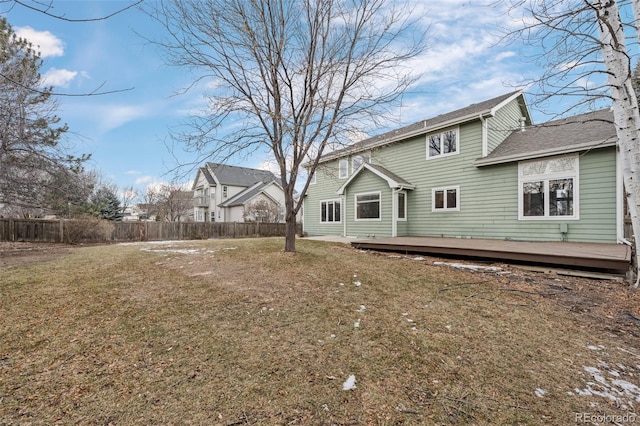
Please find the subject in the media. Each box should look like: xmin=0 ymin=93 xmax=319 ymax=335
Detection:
xmin=474 ymin=138 xmax=617 ymax=167
xmin=320 ymin=114 xmax=496 ymax=166
xmin=336 ymin=163 xmax=414 ymax=195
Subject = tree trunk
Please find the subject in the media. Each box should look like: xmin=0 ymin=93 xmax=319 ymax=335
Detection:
xmin=284 ymin=212 xmax=297 ymax=252
xmin=283 ymin=184 xmax=297 ymax=252
xmin=595 ymin=0 xmax=640 ymax=285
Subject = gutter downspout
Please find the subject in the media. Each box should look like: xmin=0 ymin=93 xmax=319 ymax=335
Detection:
xmin=392 ymin=188 xmax=399 ymax=237
xmin=343 ymin=190 xmax=347 ymax=238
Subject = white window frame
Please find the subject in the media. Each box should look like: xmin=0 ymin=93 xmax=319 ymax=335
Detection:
xmin=426 ymin=127 xmax=460 ymax=160
xmin=518 ymin=154 xmax=579 ymax=220
xmin=431 ymin=186 xmax=460 ymax=212
xmin=309 ymin=171 xmax=316 ymax=185
xmin=320 ymin=199 xmax=342 ymax=223
xmin=354 ymin=191 xmax=382 ymax=221
xmin=338 ymin=159 xmax=348 ymax=179
xmin=397 ymin=191 xmax=407 ymax=221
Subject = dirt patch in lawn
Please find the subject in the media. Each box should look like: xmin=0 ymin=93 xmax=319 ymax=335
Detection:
xmin=2 ymin=238 xmax=640 ymax=425
xmin=0 ymin=242 xmax=73 ymax=269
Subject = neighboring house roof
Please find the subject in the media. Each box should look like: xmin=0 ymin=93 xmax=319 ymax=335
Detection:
xmin=220 ymin=180 xmax=281 ymax=207
xmin=337 ymin=163 xmax=415 ymax=195
xmin=318 ymin=91 xmax=528 ymax=164
xmin=191 ymin=166 xmax=216 ymax=190
xmin=206 ymin=162 xmax=277 ymax=186
xmin=475 ymin=108 xmax=617 ymax=167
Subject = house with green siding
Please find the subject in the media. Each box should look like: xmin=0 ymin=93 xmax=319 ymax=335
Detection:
xmin=302 ymin=91 xmax=624 ymax=244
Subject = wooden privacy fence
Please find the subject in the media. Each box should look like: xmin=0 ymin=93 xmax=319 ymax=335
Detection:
xmin=0 ymin=218 xmax=300 ymax=244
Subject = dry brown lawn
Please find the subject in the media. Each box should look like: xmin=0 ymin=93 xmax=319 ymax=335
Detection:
xmin=2 ymin=238 xmax=640 ymax=425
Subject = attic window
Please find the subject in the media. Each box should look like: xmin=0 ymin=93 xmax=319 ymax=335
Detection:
xmin=352 ymin=153 xmax=371 ymax=173
xmin=427 ymin=128 xmax=458 ymax=159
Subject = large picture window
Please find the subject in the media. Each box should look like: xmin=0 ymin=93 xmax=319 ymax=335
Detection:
xmin=320 ymin=199 xmax=341 ymax=223
xmin=519 ymin=155 xmax=578 ymax=220
xmin=432 ymin=186 xmax=460 ymax=212
xmin=427 ymin=128 xmax=459 ymax=159
xmin=355 ymin=192 xmax=381 ymax=220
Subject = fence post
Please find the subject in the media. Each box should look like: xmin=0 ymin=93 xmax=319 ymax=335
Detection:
xmin=59 ymin=219 xmax=64 ymax=243
xmin=9 ymin=218 xmax=14 ymax=242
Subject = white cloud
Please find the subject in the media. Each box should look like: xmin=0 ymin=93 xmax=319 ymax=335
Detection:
xmin=95 ymin=104 xmax=153 ymax=132
xmin=41 ymin=68 xmax=77 ymax=87
xmin=495 ymin=51 xmax=517 ymax=61
xmin=134 ymin=176 xmax=156 ymax=186
xmin=15 ymin=26 xmax=64 ymax=57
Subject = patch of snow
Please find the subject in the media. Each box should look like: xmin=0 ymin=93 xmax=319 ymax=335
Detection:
xmin=535 ymin=388 xmax=547 ymax=398
xmin=445 ymin=324 xmax=452 ymax=331
xmin=142 ymin=248 xmax=201 ymax=255
xmin=575 ymin=364 xmax=640 ymax=409
xmin=354 ymin=319 xmax=361 ymax=328
xmin=357 ymin=305 xmax=366 ymax=312
xmin=433 ymin=261 xmax=502 ymax=272
xmin=412 ymin=256 xmax=425 ymax=261
xmin=587 ymin=345 xmax=605 ymax=351
xmin=342 ymin=375 xmax=356 ymax=390
xmin=353 ymin=281 xmax=361 ymax=287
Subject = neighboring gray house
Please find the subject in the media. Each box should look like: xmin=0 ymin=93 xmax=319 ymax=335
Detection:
xmin=303 ymin=91 xmax=625 ymax=244
xmin=192 ymin=163 xmax=285 ymax=222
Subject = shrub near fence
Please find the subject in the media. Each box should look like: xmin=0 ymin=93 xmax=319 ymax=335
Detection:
xmin=0 ymin=218 xmax=301 ymax=244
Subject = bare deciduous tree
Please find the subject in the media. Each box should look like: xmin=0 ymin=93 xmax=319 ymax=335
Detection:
xmin=148 ymin=0 xmax=427 ymax=252
xmin=501 ymin=0 xmax=640 ymax=284
xmin=0 ymin=0 xmax=143 ymax=22
xmin=243 ymin=199 xmax=283 ymax=223
xmin=155 ymin=183 xmax=193 ymax=222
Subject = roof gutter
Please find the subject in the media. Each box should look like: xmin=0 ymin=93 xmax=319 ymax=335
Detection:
xmin=474 ymin=138 xmax=617 ymax=167
xmin=316 ymin=110 xmax=496 ymax=165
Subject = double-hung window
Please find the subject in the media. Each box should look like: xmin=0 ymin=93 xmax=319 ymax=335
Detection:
xmin=427 ymin=128 xmax=459 ymax=159
xmin=321 ymin=199 xmax=341 ymax=223
xmin=432 ymin=186 xmax=460 ymax=212
xmin=397 ymin=191 xmax=407 ymax=220
xmin=355 ymin=192 xmax=381 ymax=220
xmin=338 ymin=159 xmax=348 ymax=179
xmin=519 ymin=155 xmax=578 ymax=220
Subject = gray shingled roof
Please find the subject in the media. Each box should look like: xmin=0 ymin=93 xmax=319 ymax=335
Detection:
xmin=206 ymin=162 xmax=276 ymax=186
xmin=220 ymin=180 xmax=279 ymax=207
xmin=320 ymin=91 xmax=525 ymax=163
xmin=475 ymin=109 xmax=616 ymax=166
xmin=366 ymin=164 xmax=414 ymax=188
xmin=337 ymin=163 xmax=415 ymax=195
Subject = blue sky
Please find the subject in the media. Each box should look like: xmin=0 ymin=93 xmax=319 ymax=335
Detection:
xmin=1 ymin=1 xmax=594 ymax=196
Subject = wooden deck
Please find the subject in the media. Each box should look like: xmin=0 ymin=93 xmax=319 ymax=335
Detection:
xmin=351 ymin=237 xmax=632 ymax=272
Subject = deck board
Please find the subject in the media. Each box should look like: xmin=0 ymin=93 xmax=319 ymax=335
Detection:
xmin=351 ymin=237 xmax=631 ymax=271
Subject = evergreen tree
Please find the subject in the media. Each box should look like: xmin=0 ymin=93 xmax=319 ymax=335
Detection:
xmin=90 ymin=186 xmax=123 ymax=221
xmin=0 ymin=17 xmax=89 ymax=213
